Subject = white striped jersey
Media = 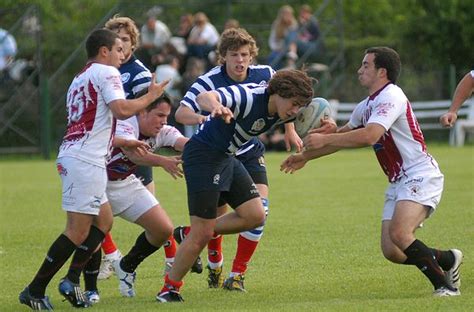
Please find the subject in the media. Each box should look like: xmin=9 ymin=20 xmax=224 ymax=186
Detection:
xmin=348 ymin=83 xmax=438 ymax=182
xmin=193 ymin=83 xmax=282 ymax=154
xmin=58 ymin=62 xmax=125 ymax=168
xmin=181 ymin=64 xmax=274 ymax=154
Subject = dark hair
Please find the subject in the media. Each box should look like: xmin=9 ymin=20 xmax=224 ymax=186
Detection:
xmin=135 ymin=88 xmax=172 ymax=112
xmin=365 ymin=47 xmax=401 ymax=84
xmin=85 ymin=29 xmax=119 ymax=59
xmin=267 ymin=69 xmax=314 ymax=107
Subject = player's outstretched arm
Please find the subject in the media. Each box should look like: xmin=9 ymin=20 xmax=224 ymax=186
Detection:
xmin=175 ymin=105 xmax=207 ymax=125
xmin=440 ymin=71 xmax=474 ymax=127
xmin=283 ymin=122 xmax=303 ymax=152
xmin=113 ymin=137 xmax=150 ymax=157
xmin=280 ymin=153 xmax=308 ymax=174
xmin=109 ymin=74 xmax=170 ymax=120
xmin=196 ymin=91 xmax=234 ymax=123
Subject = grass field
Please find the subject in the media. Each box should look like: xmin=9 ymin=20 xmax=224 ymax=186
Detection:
xmin=1 ymin=145 xmax=473 ymax=311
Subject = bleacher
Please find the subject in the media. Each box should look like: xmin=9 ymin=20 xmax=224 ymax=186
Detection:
xmin=330 ymin=99 xmax=474 ymax=146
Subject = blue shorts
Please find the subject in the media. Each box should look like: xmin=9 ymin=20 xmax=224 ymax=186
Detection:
xmin=236 ymin=139 xmax=268 ymax=186
xmin=183 ymin=139 xmax=259 ymax=218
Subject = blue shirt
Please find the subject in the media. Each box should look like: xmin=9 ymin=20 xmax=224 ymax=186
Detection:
xmin=119 ymin=55 xmax=151 ymax=99
xmin=194 ymin=83 xmax=282 ymax=154
xmin=181 ymin=64 xmax=274 ymax=154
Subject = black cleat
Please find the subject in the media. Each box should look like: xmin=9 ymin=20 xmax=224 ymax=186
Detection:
xmin=58 ymin=278 xmax=91 ymax=308
xmin=19 ymin=287 xmax=54 ymax=311
xmin=156 ymin=290 xmax=184 ymax=303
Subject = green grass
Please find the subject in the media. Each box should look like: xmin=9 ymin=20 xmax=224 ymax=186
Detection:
xmin=1 ymin=145 xmax=473 ymax=311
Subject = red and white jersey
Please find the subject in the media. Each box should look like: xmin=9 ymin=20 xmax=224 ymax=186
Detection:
xmin=107 ymin=118 xmax=184 ymax=181
xmin=349 ymin=83 xmax=438 ymax=182
xmin=58 ymin=62 xmax=125 ymax=167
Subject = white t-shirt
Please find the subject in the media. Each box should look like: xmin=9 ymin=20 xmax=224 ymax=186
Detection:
xmin=58 ymin=62 xmax=125 ymax=167
xmin=349 ymin=83 xmax=438 ymax=182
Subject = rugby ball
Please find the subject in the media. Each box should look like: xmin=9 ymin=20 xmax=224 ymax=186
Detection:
xmin=294 ymin=97 xmax=332 ymax=137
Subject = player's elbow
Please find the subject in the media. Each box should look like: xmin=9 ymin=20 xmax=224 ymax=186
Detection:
xmin=175 ymin=106 xmax=188 ymax=124
xmin=109 ymin=100 xmax=133 ymax=120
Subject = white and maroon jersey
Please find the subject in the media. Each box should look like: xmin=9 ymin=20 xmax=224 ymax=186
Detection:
xmin=58 ymin=62 xmax=125 ymax=167
xmin=348 ymin=83 xmax=437 ymax=182
xmin=107 ymin=118 xmax=184 ymax=181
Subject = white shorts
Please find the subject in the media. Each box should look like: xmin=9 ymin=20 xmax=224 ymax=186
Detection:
xmin=382 ymin=163 xmax=444 ymax=221
xmin=106 ymin=174 xmax=159 ymax=222
xmin=57 ymin=157 xmax=108 ymax=216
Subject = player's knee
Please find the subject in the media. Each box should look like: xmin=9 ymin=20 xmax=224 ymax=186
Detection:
xmin=388 ymin=225 xmax=410 ymax=249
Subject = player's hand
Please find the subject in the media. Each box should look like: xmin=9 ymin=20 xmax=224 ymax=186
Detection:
xmin=148 ymin=73 xmax=170 ymax=99
xmin=121 ymin=139 xmax=150 ymax=157
xmin=211 ymin=106 xmax=234 ymax=124
xmin=284 ymin=129 xmax=303 ymax=152
xmin=439 ymin=112 xmax=458 ymax=128
xmin=310 ymin=117 xmax=337 ymax=134
xmin=160 ymin=155 xmax=184 ymax=179
xmin=280 ymin=153 xmax=307 ymax=174
xmin=303 ymin=132 xmax=326 ymax=150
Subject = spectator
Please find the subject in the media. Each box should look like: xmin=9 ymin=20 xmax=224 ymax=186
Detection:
xmin=136 ymin=6 xmax=171 ymax=70
xmin=187 ymin=12 xmax=219 ymax=67
xmin=0 ymin=27 xmax=17 ymax=72
xmin=267 ymin=5 xmax=298 ymax=70
xmin=296 ymin=4 xmax=324 ymax=61
xmin=176 ymin=14 xmax=194 ymax=40
xmin=180 ymin=57 xmax=206 ymax=137
xmin=224 ymin=18 xmax=240 ymax=30
xmin=155 ymin=54 xmax=182 ymax=103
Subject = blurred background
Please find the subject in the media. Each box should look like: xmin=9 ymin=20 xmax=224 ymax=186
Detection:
xmin=0 ymin=0 xmax=472 ymax=158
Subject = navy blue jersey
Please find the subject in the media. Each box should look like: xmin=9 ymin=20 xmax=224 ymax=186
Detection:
xmin=193 ymin=83 xmax=282 ymax=154
xmin=181 ymin=64 xmax=274 ymax=154
xmin=120 ymin=55 xmax=152 ymax=99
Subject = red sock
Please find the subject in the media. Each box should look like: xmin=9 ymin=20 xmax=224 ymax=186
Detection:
xmin=207 ymin=235 xmax=223 ymax=264
xmin=231 ymin=234 xmax=259 ymax=274
xmin=164 ymin=235 xmax=177 ymax=260
xmin=160 ymin=274 xmax=183 ymax=293
xmin=101 ymin=231 xmax=117 ymax=255
xmin=183 ymin=226 xmax=191 ymax=236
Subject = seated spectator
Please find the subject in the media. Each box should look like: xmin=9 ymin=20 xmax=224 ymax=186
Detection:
xmin=135 ymin=6 xmax=171 ymax=70
xmin=186 ymin=12 xmax=219 ymax=67
xmin=224 ymin=18 xmax=240 ymax=30
xmin=0 ymin=27 xmax=17 ymax=72
xmin=176 ymin=14 xmax=194 ymax=40
xmin=180 ymin=57 xmax=206 ymax=137
xmin=169 ymin=14 xmax=194 ymax=73
xmin=296 ymin=4 xmax=324 ymax=61
xmin=155 ymin=54 xmax=182 ymax=103
xmin=267 ymin=5 xmax=298 ymax=70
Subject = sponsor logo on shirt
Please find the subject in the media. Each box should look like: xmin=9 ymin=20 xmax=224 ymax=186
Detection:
xmin=375 ymin=102 xmax=394 ymax=117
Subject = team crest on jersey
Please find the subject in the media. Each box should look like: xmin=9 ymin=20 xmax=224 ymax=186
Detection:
xmin=121 ymin=72 xmax=131 ymax=84
xmin=213 ymin=174 xmax=220 ymax=185
xmin=57 ymin=163 xmax=68 ymax=176
xmin=251 ymin=118 xmax=266 ymax=133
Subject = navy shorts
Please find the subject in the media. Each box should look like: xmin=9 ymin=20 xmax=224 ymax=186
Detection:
xmin=237 ymin=138 xmax=268 ymax=185
xmin=183 ymin=139 xmax=259 ymax=219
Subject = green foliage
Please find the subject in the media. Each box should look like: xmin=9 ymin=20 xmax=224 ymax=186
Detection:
xmin=1 ymin=146 xmax=473 ymax=311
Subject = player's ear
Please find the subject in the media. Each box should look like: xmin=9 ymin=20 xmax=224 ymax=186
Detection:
xmin=98 ymin=45 xmax=109 ymax=58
